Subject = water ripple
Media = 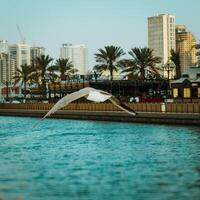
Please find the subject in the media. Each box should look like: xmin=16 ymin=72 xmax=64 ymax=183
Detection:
xmin=0 ymin=116 xmax=200 ymax=200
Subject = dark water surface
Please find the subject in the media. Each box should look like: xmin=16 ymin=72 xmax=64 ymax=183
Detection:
xmin=0 ymin=116 xmax=200 ymax=200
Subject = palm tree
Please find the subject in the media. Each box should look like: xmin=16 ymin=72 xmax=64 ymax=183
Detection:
xmin=28 ymin=63 xmax=40 ymax=87
xmin=52 ymin=58 xmax=77 ymax=80
xmin=94 ymin=46 xmax=125 ymax=80
xmin=36 ymin=55 xmax=53 ymax=99
xmin=121 ymin=47 xmax=161 ymax=81
xmin=13 ymin=64 xmax=33 ymax=99
xmin=46 ymin=71 xmax=59 ymax=100
xmin=170 ymin=49 xmax=181 ymax=79
xmin=119 ymin=59 xmax=139 ymax=80
xmin=49 ymin=58 xmax=78 ymax=96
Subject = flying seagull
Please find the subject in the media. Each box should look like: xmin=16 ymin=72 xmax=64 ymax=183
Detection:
xmin=41 ymin=87 xmax=137 ymax=121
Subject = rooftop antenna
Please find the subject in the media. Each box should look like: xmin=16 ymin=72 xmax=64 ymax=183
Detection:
xmin=16 ymin=24 xmax=26 ymax=44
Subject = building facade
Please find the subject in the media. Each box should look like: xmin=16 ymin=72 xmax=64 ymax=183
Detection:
xmin=0 ymin=40 xmax=8 ymax=53
xmin=148 ymin=14 xmax=176 ymax=78
xmin=0 ymin=53 xmax=10 ymax=83
xmin=171 ymin=67 xmax=200 ymax=101
xmin=60 ymin=44 xmax=88 ymax=75
xmin=9 ymin=43 xmax=30 ymax=70
xmin=176 ymin=25 xmax=197 ymax=73
xmin=0 ymin=52 xmax=18 ymax=101
xmin=0 ymin=52 xmax=16 ymax=84
xmin=30 ymin=46 xmax=45 ymax=66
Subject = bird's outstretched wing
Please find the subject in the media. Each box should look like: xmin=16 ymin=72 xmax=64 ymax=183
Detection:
xmin=42 ymin=87 xmax=95 ymax=120
xmin=108 ymin=96 xmax=137 ymax=116
xmin=33 ymin=87 xmax=137 ymax=127
xmin=42 ymin=87 xmax=137 ymax=119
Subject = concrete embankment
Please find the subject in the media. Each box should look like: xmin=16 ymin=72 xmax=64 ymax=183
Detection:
xmin=0 ymin=109 xmax=199 ymax=126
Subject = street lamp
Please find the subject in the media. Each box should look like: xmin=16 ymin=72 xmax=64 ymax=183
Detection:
xmin=163 ymin=61 xmax=175 ymax=96
xmin=94 ymin=71 xmax=98 ymax=82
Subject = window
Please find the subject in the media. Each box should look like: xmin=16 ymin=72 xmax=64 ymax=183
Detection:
xmin=191 ymin=87 xmax=198 ymax=98
xmin=182 ymin=74 xmax=189 ymax=78
xmin=198 ymin=88 xmax=200 ymax=98
xmin=21 ymin=50 xmax=27 ymax=55
xmin=173 ymin=88 xmax=178 ymax=98
xmin=183 ymin=88 xmax=191 ymax=98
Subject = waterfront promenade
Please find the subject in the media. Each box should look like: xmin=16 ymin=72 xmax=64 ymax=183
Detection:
xmin=0 ymin=103 xmax=199 ymax=125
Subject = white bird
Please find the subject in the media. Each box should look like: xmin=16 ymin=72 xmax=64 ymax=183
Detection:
xmin=40 ymin=87 xmax=136 ymax=122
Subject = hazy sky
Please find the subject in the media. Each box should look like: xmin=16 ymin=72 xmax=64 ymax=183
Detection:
xmin=0 ymin=0 xmax=199 ymax=70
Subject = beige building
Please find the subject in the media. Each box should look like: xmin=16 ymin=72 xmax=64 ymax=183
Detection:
xmin=60 ymin=44 xmax=88 ymax=75
xmin=0 ymin=53 xmax=21 ymax=100
xmin=30 ymin=46 xmax=45 ymax=66
xmin=0 ymin=53 xmax=10 ymax=83
xmin=148 ymin=14 xmax=176 ymax=78
xmin=9 ymin=43 xmax=30 ymax=70
xmin=176 ymin=25 xmax=197 ymax=73
xmin=0 ymin=53 xmax=16 ymax=84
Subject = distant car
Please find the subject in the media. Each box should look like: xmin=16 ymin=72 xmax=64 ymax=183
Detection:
xmin=11 ymin=100 xmax=21 ymax=104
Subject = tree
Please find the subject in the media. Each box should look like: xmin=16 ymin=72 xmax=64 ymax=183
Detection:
xmin=121 ymin=47 xmax=161 ymax=81
xmin=46 ymin=71 xmax=59 ymax=100
xmin=196 ymin=43 xmax=200 ymax=67
xmin=170 ymin=49 xmax=181 ymax=79
xmin=51 ymin=58 xmax=77 ymax=81
xmin=28 ymin=63 xmax=40 ymax=87
xmin=94 ymin=45 xmax=125 ymax=80
xmin=36 ymin=55 xmax=53 ymax=99
xmin=13 ymin=64 xmax=33 ymax=99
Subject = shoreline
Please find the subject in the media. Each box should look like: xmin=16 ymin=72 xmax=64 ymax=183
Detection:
xmin=0 ymin=109 xmax=199 ymax=126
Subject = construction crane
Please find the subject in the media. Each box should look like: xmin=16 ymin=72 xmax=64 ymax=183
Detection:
xmin=16 ymin=24 xmax=26 ymax=44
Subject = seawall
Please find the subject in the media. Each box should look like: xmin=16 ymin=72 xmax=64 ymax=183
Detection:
xmin=0 ymin=109 xmax=199 ymax=126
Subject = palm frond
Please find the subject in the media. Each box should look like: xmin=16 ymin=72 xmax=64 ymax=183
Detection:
xmin=93 ymin=45 xmax=124 ymax=80
xmin=127 ymin=47 xmax=162 ymax=80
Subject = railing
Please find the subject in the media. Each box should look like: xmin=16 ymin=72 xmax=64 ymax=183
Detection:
xmin=0 ymin=103 xmax=199 ymax=113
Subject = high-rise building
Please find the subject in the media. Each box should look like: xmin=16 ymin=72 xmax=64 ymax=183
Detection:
xmin=9 ymin=43 xmax=30 ymax=69
xmin=0 ymin=42 xmax=31 ymax=99
xmin=148 ymin=14 xmax=176 ymax=78
xmin=60 ymin=44 xmax=88 ymax=75
xmin=196 ymin=44 xmax=200 ymax=67
xmin=0 ymin=53 xmax=9 ymax=83
xmin=30 ymin=46 xmax=45 ymax=66
xmin=0 ymin=40 xmax=8 ymax=53
xmin=0 ymin=53 xmax=15 ymax=84
xmin=176 ymin=25 xmax=197 ymax=73
xmin=0 ymin=41 xmax=16 ymax=84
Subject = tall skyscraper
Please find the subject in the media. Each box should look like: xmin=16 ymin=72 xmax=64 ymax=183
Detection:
xmin=196 ymin=44 xmax=200 ymax=67
xmin=176 ymin=25 xmax=197 ymax=73
xmin=148 ymin=14 xmax=176 ymax=78
xmin=30 ymin=46 xmax=45 ymax=65
xmin=60 ymin=44 xmax=88 ymax=75
xmin=0 ymin=40 xmax=10 ymax=83
xmin=0 ymin=53 xmax=15 ymax=84
xmin=0 ymin=53 xmax=9 ymax=83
